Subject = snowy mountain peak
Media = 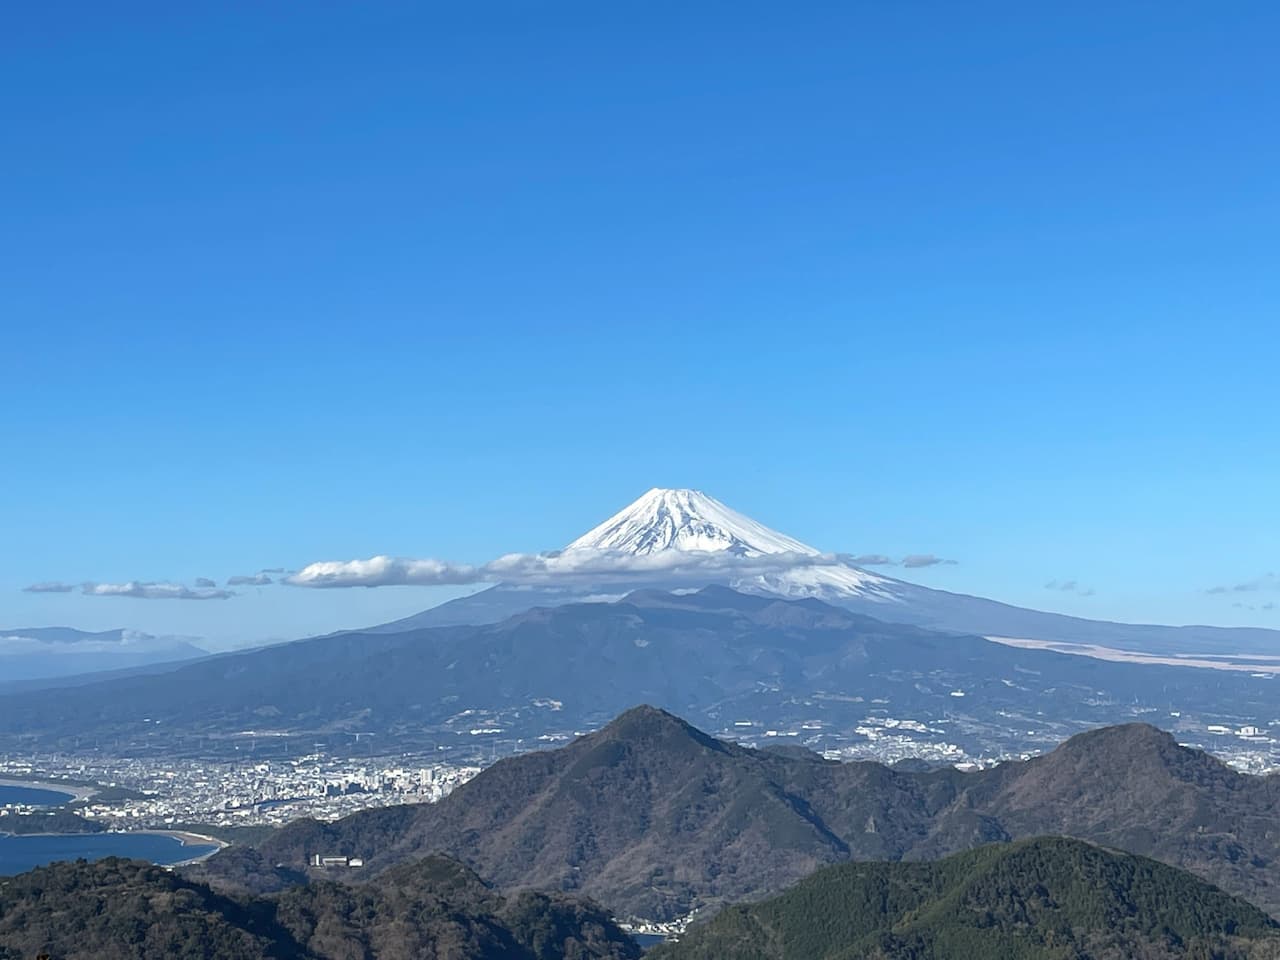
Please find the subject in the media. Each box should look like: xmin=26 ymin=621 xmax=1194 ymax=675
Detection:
xmin=565 ymin=487 xmax=821 ymax=557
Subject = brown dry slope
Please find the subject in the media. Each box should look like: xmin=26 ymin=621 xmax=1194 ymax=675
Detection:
xmin=195 ymin=707 xmax=1280 ymax=922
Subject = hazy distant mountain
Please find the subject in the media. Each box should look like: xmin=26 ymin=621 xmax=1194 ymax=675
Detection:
xmin=0 ymin=855 xmax=639 ymax=960
xmin=373 ymin=488 xmax=1280 ymax=657
xmin=195 ymin=707 xmax=1280 ymax=922
xmin=2 ymin=587 xmax=1274 ymax=758
xmin=0 ymin=626 xmax=206 ymax=685
xmin=653 ymin=837 xmax=1280 ymax=960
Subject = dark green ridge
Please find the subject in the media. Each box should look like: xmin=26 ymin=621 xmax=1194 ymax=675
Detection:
xmin=652 ymin=837 xmax=1280 ymax=960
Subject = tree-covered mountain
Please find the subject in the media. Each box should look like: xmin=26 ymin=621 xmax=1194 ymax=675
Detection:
xmin=192 ymin=707 xmax=1280 ymax=923
xmin=0 ymin=855 xmax=639 ymax=960
xmin=2 ymin=588 xmax=1275 ymax=759
xmin=650 ymin=837 xmax=1280 ymax=960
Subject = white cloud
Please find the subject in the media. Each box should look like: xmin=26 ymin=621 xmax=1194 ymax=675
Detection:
xmin=81 ymin=581 xmax=235 ymax=600
xmin=286 ymin=556 xmax=481 ymax=588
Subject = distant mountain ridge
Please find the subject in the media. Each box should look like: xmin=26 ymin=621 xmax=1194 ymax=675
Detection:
xmin=652 ymin=837 xmax=1280 ymax=960
xmin=370 ymin=488 xmax=1280 ymax=657
xmin=194 ymin=706 xmax=1280 ymax=922
xmin=0 ymin=625 xmax=206 ymax=685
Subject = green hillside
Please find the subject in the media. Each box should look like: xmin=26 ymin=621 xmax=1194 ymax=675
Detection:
xmin=652 ymin=837 xmax=1280 ymax=960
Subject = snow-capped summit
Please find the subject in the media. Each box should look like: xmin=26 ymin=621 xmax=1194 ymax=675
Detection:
xmin=565 ymin=488 xmax=819 ymax=557
xmin=562 ymin=487 xmax=896 ymax=602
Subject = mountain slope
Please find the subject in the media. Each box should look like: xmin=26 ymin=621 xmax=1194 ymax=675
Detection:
xmin=4 ymin=588 xmax=1275 ymax=760
xmin=0 ymin=855 xmax=640 ymax=960
xmin=195 ymin=707 xmax=1280 ymax=922
xmin=203 ymin=706 xmax=864 ymax=917
xmin=374 ymin=488 xmax=1280 ymax=656
xmin=651 ymin=837 xmax=1280 ymax=960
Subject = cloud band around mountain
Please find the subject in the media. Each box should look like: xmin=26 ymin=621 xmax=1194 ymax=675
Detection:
xmin=25 ymin=552 xmax=956 ymax=596
xmin=284 ymin=548 xmax=954 ymax=589
xmin=283 ymin=550 xmax=828 ymax=588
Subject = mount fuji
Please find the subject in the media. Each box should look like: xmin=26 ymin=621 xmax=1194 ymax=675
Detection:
xmin=562 ymin=487 xmax=898 ymax=602
xmin=371 ymin=488 xmax=1280 ymax=657
xmin=565 ymin=487 xmax=819 ymax=556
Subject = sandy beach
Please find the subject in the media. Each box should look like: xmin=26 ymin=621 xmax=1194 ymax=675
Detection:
xmin=0 ymin=777 xmax=97 ymax=803
xmin=986 ymin=637 xmax=1280 ymax=675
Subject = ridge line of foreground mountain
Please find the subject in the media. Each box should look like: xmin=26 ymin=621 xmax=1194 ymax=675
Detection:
xmin=0 ymin=854 xmax=640 ymax=960
xmin=190 ymin=705 xmax=1280 ymax=922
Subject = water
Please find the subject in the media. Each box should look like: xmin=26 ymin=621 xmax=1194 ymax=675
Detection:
xmin=0 ymin=833 xmax=218 ymax=876
xmin=0 ymin=784 xmax=75 ymax=807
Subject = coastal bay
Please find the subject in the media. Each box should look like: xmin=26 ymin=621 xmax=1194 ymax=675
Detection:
xmin=0 ymin=830 xmax=222 ymax=876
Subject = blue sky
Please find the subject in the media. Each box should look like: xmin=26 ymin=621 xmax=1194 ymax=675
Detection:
xmin=3 ymin=2 xmax=1278 ymax=647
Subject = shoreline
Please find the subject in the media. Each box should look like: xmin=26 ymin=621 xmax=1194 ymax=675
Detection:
xmin=0 ymin=827 xmax=229 ymax=866
xmin=135 ymin=829 xmax=230 ymax=865
xmin=0 ymin=777 xmax=97 ymax=803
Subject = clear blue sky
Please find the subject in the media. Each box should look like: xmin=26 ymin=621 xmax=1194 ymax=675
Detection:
xmin=4 ymin=2 xmax=1278 ymax=647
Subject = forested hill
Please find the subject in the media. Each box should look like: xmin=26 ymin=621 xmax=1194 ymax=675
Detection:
xmin=0 ymin=856 xmax=640 ymax=960
xmin=193 ymin=706 xmax=1280 ymax=922
xmin=651 ymin=837 xmax=1280 ymax=960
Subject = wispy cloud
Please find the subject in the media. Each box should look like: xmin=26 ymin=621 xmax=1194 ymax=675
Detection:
xmin=841 ymin=554 xmax=958 ymax=569
xmin=227 ymin=573 xmax=274 ymax=586
xmin=0 ymin=629 xmax=205 ymax=657
xmin=901 ymin=554 xmax=957 ymax=569
xmin=1206 ymin=573 xmax=1279 ymax=595
xmin=194 ymin=577 xmax=217 ymax=588
xmin=23 ymin=582 xmax=76 ymax=593
xmin=1044 ymin=579 xmax=1096 ymax=597
xmin=847 ymin=554 xmax=895 ymax=566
